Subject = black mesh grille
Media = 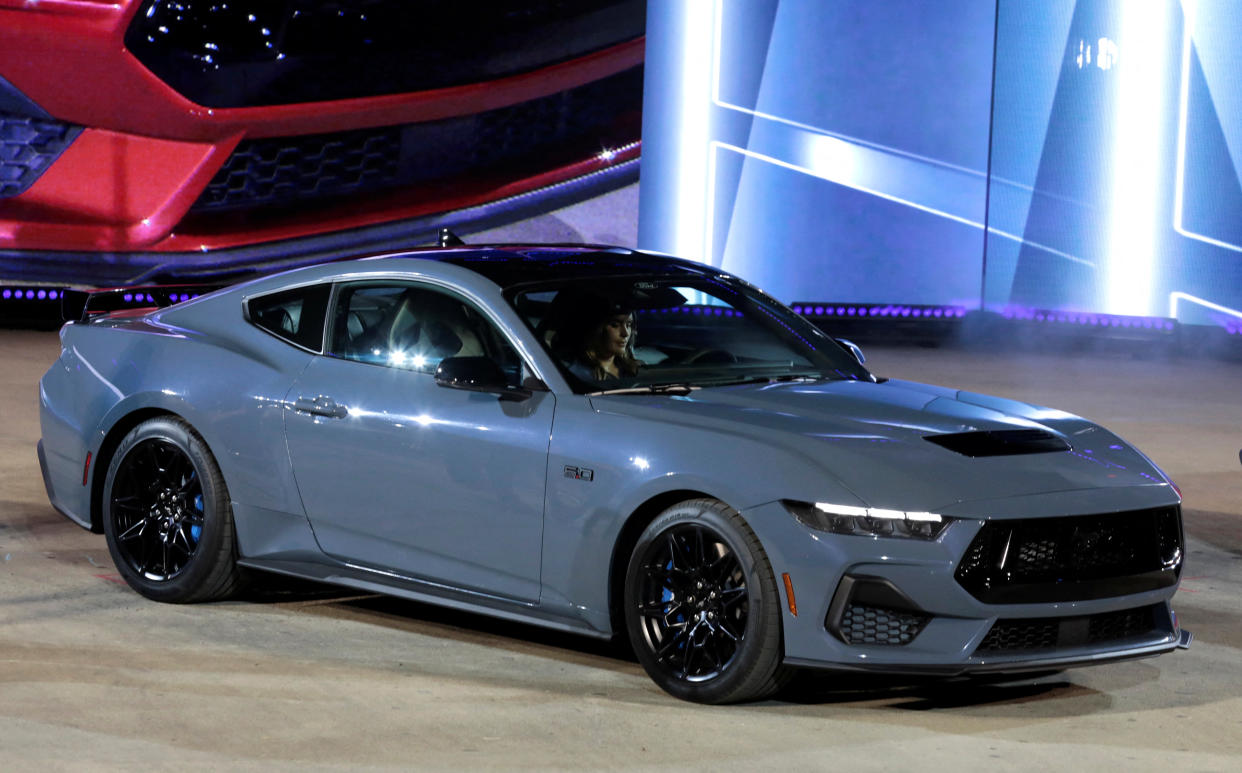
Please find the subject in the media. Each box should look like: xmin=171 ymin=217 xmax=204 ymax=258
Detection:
xmin=196 ymin=128 xmax=403 ymax=211
xmin=837 ymin=604 xmax=930 ymax=646
xmin=925 ymin=428 xmax=1069 ymax=457
xmin=192 ymin=66 xmax=642 ymax=213
xmin=977 ymin=618 xmax=1060 ymax=652
xmin=1088 ymin=606 xmax=1154 ymax=643
xmin=977 ymin=605 xmax=1161 ymax=654
xmin=0 ymin=112 xmax=80 ymax=199
xmin=955 ymin=507 xmax=1183 ymax=603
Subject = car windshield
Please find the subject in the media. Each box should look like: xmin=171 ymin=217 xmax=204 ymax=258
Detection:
xmin=509 ymin=275 xmax=872 ymax=394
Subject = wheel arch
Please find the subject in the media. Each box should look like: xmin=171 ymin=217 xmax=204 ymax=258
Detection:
xmin=606 ymin=488 xmax=717 ymax=640
xmin=88 ymin=407 xmax=183 ymax=533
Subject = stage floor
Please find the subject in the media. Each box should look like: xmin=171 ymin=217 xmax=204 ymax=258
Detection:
xmin=2 ymin=328 xmax=1240 ymax=771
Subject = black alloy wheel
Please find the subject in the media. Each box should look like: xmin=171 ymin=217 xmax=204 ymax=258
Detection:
xmin=103 ymin=417 xmax=245 ymax=603
xmin=109 ymin=437 xmax=204 ymax=581
xmin=634 ymin=523 xmax=748 ymax=680
xmin=624 ymin=498 xmax=788 ymax=703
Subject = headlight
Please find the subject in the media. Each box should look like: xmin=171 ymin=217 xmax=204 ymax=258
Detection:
xmin=783 ymin=500 xmax=952 ymax=540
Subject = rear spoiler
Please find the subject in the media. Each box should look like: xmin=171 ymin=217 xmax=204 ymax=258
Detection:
xmin=61 ymin=284 xmax=223 ymax=324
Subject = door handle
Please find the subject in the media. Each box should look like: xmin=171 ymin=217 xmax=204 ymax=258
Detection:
xmin=294 ymin=396 xmax=348 ymax=419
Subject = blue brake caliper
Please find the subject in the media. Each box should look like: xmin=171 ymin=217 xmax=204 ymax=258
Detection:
xmin=190 ymin=493 xmax=203 ymax=543
xmin=663 ymin=558 xmax=686 ymax=651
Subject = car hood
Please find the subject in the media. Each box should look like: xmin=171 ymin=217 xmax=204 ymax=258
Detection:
xmin=589 ymin=378 xmax=1172 ymax=512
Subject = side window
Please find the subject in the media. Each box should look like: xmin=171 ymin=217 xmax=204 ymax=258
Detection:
xmin=246 ymin=284 xmax=330 ymax=351
xmin=327 ymin=283 xmax=523 ymax=379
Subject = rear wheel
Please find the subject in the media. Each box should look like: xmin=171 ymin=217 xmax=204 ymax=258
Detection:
xmin=102 ymin=416 xmax=245 ymax=603
xmin=623 ymin=498 xmax=788 ymax=703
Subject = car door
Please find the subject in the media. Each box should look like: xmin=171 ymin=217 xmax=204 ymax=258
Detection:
xmin=283 ymin=281 xmax=553 ymax=602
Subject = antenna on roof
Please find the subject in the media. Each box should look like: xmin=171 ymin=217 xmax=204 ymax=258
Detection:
xmin=438 ymin=228 xmax=465 ymax=247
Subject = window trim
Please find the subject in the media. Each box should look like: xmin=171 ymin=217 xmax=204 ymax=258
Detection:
xmin=322 ymin=277 xmax=548 ymax=385
xmin=242 ymin=280 xmax=333 ymax=354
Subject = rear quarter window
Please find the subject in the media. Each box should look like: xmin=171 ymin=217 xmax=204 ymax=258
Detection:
xmin=246 ymin=284 xmax=331 ymax=351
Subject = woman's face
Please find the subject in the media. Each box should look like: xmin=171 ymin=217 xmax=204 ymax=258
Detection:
xmin=595 ymin=313 xmax=633 ymax=358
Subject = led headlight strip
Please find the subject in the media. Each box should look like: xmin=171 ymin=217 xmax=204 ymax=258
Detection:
xmin=783 ymin=500 xmax=952 ymax=540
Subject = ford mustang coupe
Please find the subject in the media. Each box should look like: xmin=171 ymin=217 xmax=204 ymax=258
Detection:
xmin=37 ymin=246 xmax=1190 ymax=703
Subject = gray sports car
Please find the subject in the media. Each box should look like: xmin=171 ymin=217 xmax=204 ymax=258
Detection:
xmin=37 ymin=245 xmax=1190 ymax=703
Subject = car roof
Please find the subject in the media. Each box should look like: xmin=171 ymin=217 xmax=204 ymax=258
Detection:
xmin=390 ymin=245 xmax=720 ymax=290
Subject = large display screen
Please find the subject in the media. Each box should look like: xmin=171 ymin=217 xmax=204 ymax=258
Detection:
xmin=639 ymin=0 xmax=1242 ymax=329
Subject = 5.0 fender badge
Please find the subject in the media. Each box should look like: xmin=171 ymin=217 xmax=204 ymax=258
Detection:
xmin=564 ymin=465 xmax=594 ymax=482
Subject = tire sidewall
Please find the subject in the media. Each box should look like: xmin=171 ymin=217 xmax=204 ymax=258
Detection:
xmin=623 ymin=500 xmax=782 ymax=703
xmin=102 ymin=417 xmax=229 ymax=602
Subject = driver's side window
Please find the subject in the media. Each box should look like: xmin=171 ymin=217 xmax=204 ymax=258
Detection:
xmin=326 ymin=283 xmax=521 ymax=379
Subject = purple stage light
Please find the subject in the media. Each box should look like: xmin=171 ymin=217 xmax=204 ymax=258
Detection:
xmin=1 ymin=290 xmax=10 ymax=300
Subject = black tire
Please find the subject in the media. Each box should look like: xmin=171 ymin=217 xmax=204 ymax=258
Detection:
xmin=102 ymin=416 xmax=245 ymax=603
xmin=623 ymin=498 xmax=788 ymax=703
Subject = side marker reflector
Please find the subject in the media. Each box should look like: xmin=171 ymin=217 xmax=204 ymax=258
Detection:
xmin=83 ymin=451 xmax=92 ymax=486
xmin=782 ymin=572 xmax=797 ymax=617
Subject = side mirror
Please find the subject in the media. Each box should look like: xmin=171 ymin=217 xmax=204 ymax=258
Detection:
xmin=836 ymin=338 xmax=865 ymax=365
xmin=434 ymin=356 xmax=532 ymax=401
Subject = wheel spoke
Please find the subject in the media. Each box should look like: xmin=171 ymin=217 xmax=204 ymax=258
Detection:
xmin=117 ymin=518 xmax=148 ymax=542
xmin=172 ymin=525 xmax=195 ymax=556
xmin=714 ymin=617 xmax=742 ymax=642
xmin=682 ymin=628 xmax=705 ymax=677
xmin=664 ymin=534 xmax=680 ymax=569
xmin=112 ymin=495 xmax=146 ymax=515
xmin=175 ymin=468 xmax=199 ymax=498
xmin=638 ymin=599 xmax=681 ymax=616
xmin=693 ymin=526 xmax=708 ymax=567
xmin=655 ymin=625 xmax=690 ymax=667
xmin=718 ymin=586 xmax=747 ymax=607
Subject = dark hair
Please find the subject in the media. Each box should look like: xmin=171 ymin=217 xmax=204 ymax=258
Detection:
xmin=580 ymin=312 xmax=640 ymax=380
xmin=548 ymin=292 xmax=640 ymax=380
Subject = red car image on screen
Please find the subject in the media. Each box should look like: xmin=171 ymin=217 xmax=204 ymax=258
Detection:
xmin=0 ymin=0 xmax=644 ymax=284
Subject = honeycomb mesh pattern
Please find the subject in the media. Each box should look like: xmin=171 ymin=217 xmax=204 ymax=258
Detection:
xmin=955 ymin=507 xmax=1183 ymax=603
xmin=195 ymin=128 xmax=402 ymax=211
xmin=192 ymin=66 xmax=642 ymax=213
xmin=838 ymin=604 xmax=930 ymax=645
xmin=976 ymin=605 xmax=1159 ymax=654
xmin=0 ymin=112 xmax=79 ymax=199
xmin=1088 ymin=607 xmax=1153 ymax=643
xmin=977 ymin=618 xmax=1060 ymax=652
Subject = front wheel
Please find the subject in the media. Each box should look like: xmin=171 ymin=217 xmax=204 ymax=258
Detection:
xmin=102 ymin=416 xmax=245 ymax=603
xmin=623 ymin=498 xmax=788 ymax=703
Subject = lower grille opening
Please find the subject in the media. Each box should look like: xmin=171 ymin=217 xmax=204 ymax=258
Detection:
xmin=1 ymin=112 xmax=81 ymax=199
xmin=191 ymin=65 xmax=643 ymax=214
xmin=837 ymin=604 xmax=930 ymax=646
xmin=826 ymin=575 xmax=931 ymax=646
xmin=976 ymin=604 xmax=1163 ymax=654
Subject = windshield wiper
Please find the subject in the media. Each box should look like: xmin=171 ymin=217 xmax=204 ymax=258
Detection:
xmin=769 ymin=372 xmax=830 ymax=382
xmin=589 ymin=382 xmax=701 ymax=396
xmin=706 ymin=372 xmax=835 ymax=387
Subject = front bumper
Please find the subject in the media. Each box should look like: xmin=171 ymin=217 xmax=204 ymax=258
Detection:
xmin=742 ymin=493 xmax=1189 ymax=674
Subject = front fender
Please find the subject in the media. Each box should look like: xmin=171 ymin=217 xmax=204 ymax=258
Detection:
xmin=537 ymin=396 xmax=864 ymax=634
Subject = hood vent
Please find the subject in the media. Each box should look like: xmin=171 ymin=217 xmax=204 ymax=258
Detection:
xmin=925 ymin=428 xmax=1069 ymax=457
